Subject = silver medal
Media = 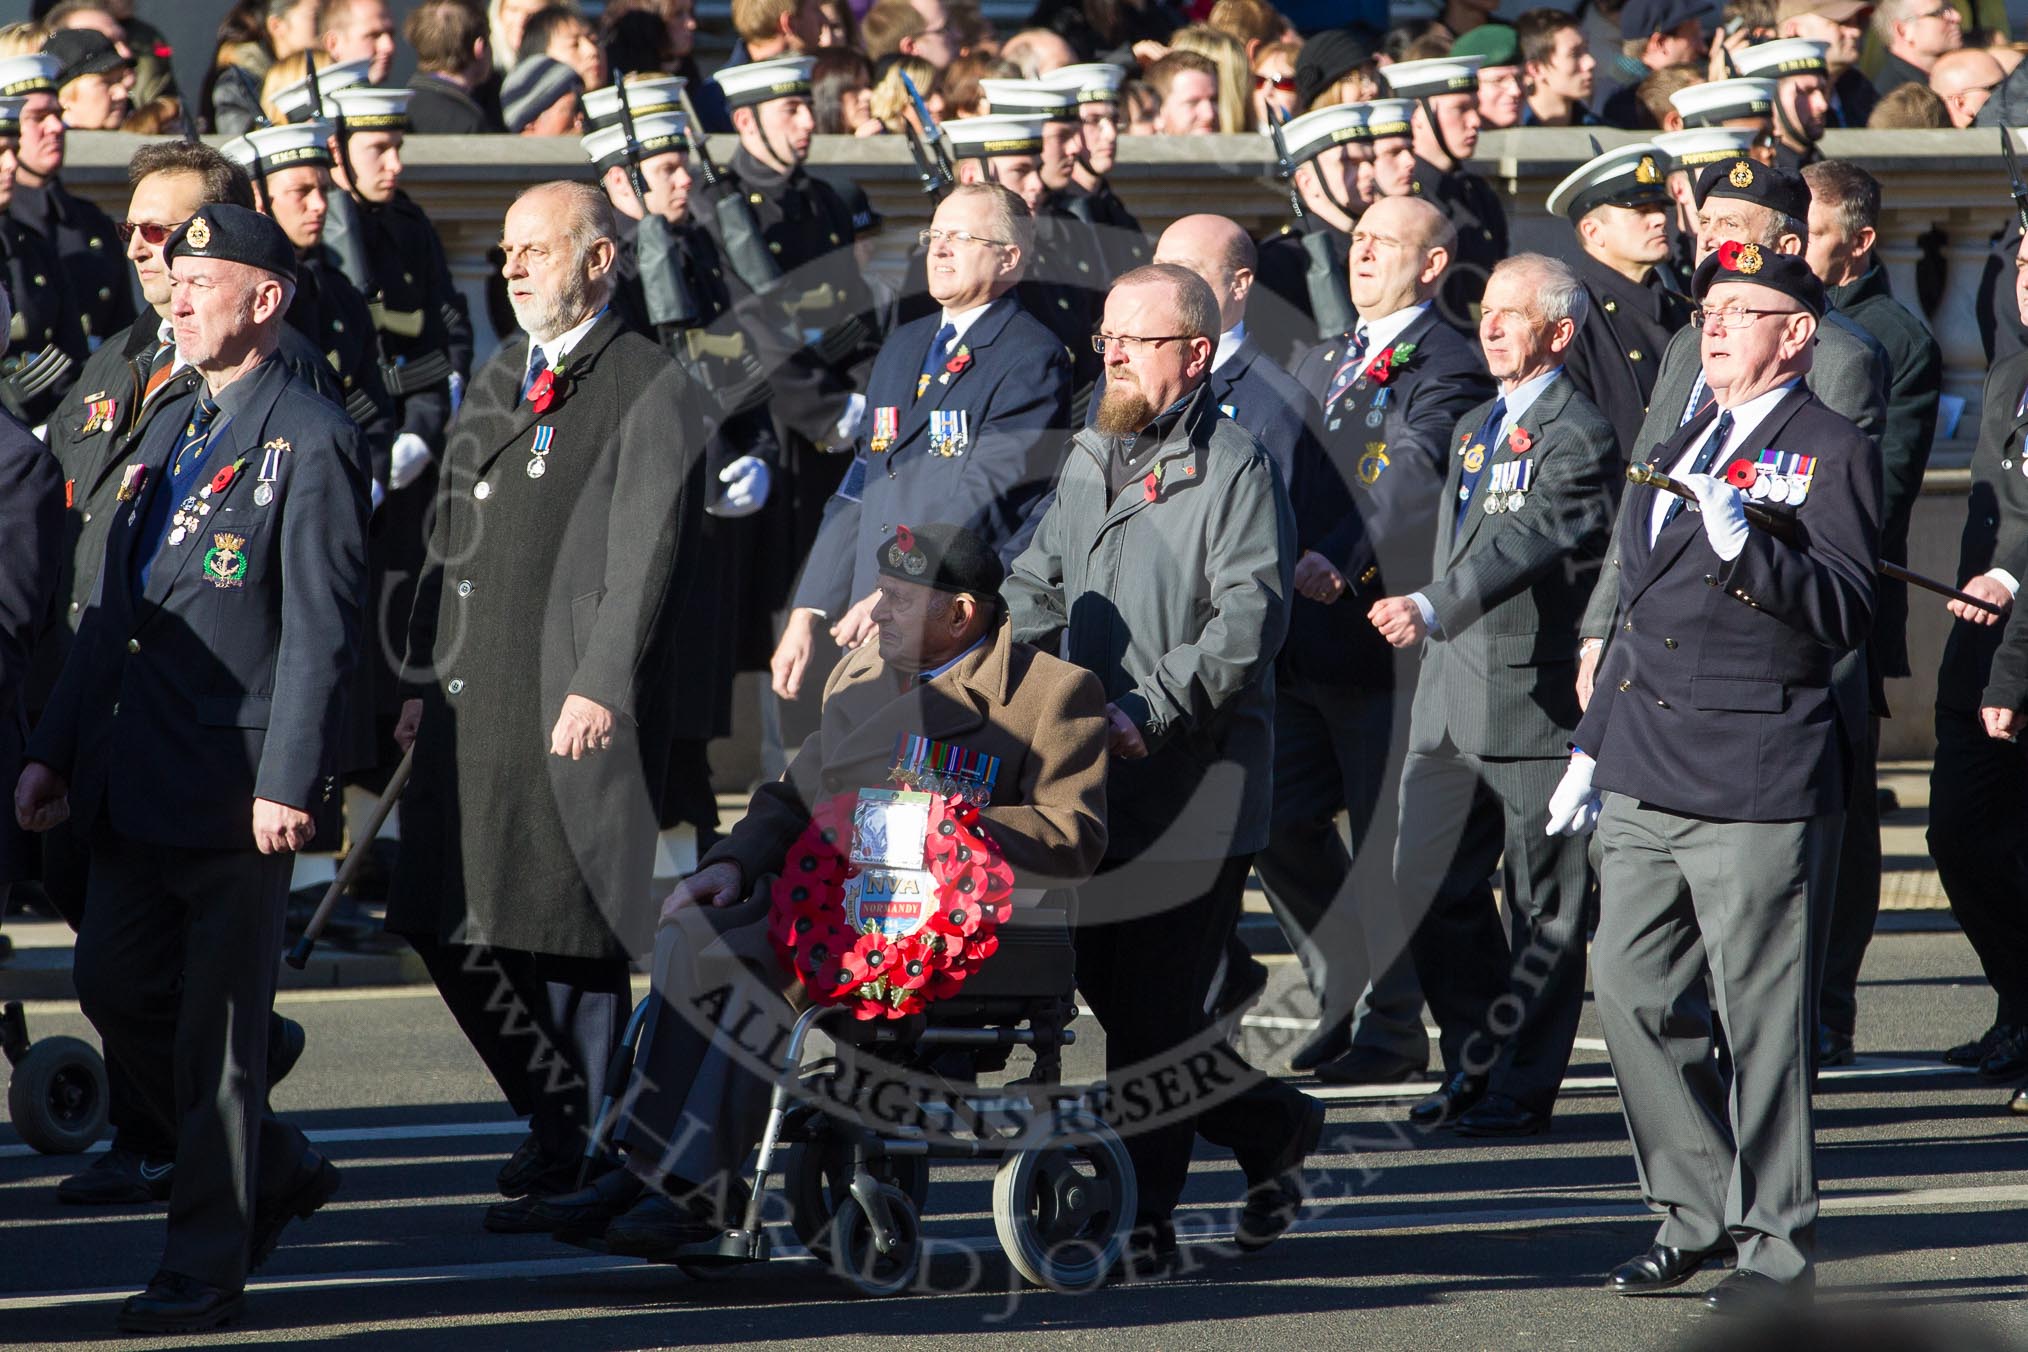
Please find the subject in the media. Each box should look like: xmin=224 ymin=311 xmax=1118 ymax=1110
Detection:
xmin=1484 ymin=491 xmax=1502 ymax=514
xmin=1365 ymin=409 xmax=1385 ymax=429
xmin=1748 ymin=475 xmax=1770 ymax=501
xmin=254 ymin=483 xmax=273 ymax=507
xmin=1506 ymin=491 xmax=1525 ymax=511
xmin=168 ymin=526 xmax=186 ymax=546
xmin=1789 ymin=480 xmax=1809 ymax=506
xmin=527 ymin=456 xmax=547 ymax=479
xmin=473 ymin=480 xmax=492 ymax=500
xmin=1764 ymin=474 xmax=1790 ymax=504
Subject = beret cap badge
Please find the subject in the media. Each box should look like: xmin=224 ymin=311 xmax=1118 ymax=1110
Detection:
xmin=185 ymin=216 xmax=212 ymax=250
xmin=1735 ymin=242 xmax=1763 ymax=274
xmin=1635 ymin=155 xmax=1661 ymax=185
xmin=1728 ymin=160 xmax=1754 ymax=189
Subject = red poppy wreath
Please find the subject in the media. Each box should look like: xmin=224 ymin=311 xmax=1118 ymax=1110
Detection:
xmin=767 ymin=792 xmax=1014 ymax=1020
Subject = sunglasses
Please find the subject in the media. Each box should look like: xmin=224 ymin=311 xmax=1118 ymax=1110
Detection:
xmin=1253 ymin=73 xmax=1296 ymax=93
xmin=116 ymin=219 xmax=179 ymax=245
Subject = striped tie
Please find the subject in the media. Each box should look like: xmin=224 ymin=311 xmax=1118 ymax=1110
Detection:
xmin=1662 ymin=409 xmax=1734 ymax=529
xmin=139 ymin=339 xmax=177 ymax=406
xmin=1324 ymin=327 xmax=1370 ymax=410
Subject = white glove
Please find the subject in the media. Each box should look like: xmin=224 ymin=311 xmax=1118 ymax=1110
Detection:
xmin=710 ymin=455 xmax=771 ymax=517
xmin=827 ymin=392 xmax=867 ymax=452
xmin=1684 ymin=471 xmax=1749 ymax=562
xmin=389 ymin=432 xmax=432 ymax=491
xmin=370 ymin=478 xmax=386 ymax=513
xmin=447 ymin=371 xmax=465 ymax=418
xmin=1545 ymin=752 xmax=1602 ymax=838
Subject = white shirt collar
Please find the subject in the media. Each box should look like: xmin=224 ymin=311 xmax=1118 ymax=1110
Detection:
xmin=524 ymin=305 xmax=606 ymax=379
xmin=156 ymin=317 xmax=188 ymax=376
xmin=1497 ymin=366 xmax=1564 ymax=427
xmin=940 ymin=298 xmax=997 ymax=349
xmin=915 ymin=633 xmax=987 ymax=684
xmin=1650 ymin=378 xmax=1799 ymax=545
xmin=1212 ymin=320 xmax=1247 ymax=373
xmin=1356 ymin=301 xmax=1431 ymax=358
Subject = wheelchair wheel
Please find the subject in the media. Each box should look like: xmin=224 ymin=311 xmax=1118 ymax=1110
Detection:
xmin=991 ymin=1109 xmax=1136 ymax=1291
xmin=827 ymin=1182 xmax=923 ymax=1297
xmin=781 ymin=1140 xmax=930 ymax=1259
xmin=7 ymin=1036 xmax=109 ymax=1155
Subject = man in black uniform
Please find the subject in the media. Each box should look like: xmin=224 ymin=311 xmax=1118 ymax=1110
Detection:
xmin=1668 ymin=77 xmax=1780 ymax=165
xmin=1041 ymin=62 xmax=1150 ymax=281
xmin=0 ymin=53 xmax=134 ymax=364
xmin=979 ymin=78 xmax=1114 ymax=342
xmin=33 ymin=142 xmax=343 ymax=1210
xmin=16 ymin=203 xmax=366 ymax=1334
xmin=1801 ymin=158 xmax=1942 ymax=1066
xmin=1546 ymin=141 xmax=1694 ymax=459
xmin=1253 ymin=101 xmax=1375 ymax=368
xmin=1381 ymin=56 xmax=1508 ymax=331
xmin=1732 ymin=37 xmax=1831 ymax=172
xmin=0 ymin=88 xmax=88 ymax=430
xmin=582 ymin=100 xmax=776 ymax=854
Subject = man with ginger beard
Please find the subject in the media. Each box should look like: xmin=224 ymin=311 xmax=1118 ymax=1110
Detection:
xmin=1006 ymin=264 xmax=1325 ymax=1276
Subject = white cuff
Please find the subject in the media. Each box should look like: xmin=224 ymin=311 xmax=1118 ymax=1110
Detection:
xmin=1409 ymin=591 xmax=1440 ymax=637
xmin=1986 ymin=568 xmax=2020 ymax=599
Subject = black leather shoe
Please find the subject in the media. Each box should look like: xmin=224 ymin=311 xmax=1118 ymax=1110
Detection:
xmin=250 ymin=1152 xmax=341 ymax=1271
xmin=1607 ymin=1241 xmax=1734 ymax=1295
xmin=1705 ymin=1268 xmax=1811 ymax=1314
xmin=1978 ymin=1026 xmax=2028 ymax=1079
xmin=1816 ymin=1026 xmax=1855 ymax=1068
xmin=1944 ymin=1023 xmax=2011 ymax=1067
xmin=497 ymin=1133 xmax=576 ymax=1199
xmin=57 ymin=1147 xmax=173 ymax=1206
xmin=1314 ymin=1046 xmax=1427 ymax=1086
xmin=602 ymin=1195 xmax=721 ymax=1261
xmin=1407 ymin=1071 xmax=1485 ymax=1126
xmin=268 ymin=1016 xmax=307 ymax=1088
xmin=524 ymin=1169 xmax=645 ymax=1238
xmin=1235 ymin=1094 xmax=1325 ymax=1252
xmin=1213 ymin=952 xmax=1270 ymax=1020
xmin=1109 ymin=1217 xmax=1179 ymax=1283
xmin=116 ymin=1269 xmax=246 ymax=1333
xmin=1455 ymin=1093 xmax=1549 ymax=1138
xmin=1287 ymin=1018 xmax=1352 ymax=1074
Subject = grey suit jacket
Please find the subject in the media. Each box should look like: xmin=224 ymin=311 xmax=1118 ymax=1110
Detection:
xmin=1581 ymin=310 xmax=1888 ymax=640
xmin=1409 ymin=375 xmax=1618 ymax=759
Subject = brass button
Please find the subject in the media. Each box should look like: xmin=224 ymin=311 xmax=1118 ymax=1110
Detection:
xmin=68 ymin=600 xmax=78 ymax=613
xmin=1617 ymin=679 xmax=1631 ymax=692
xmin=126 ymin=638 xmax=139 ymax=653
xmin=1663 ymin=638 xmax=1678 ymax=649
xmin=1629 ymin=349 xmax=1642 ymax=361
xmin=82 ymin=511 xmax=91 ymax=523
xmin=1655 ymin=698 xmax=1669 ymax=708
xmin=1604 ymin=299 xmax=1617 ymax=312
xmin=749 ymin=193 xmax=763 ymax=205
xmin=1621 ymin=620 xmax=1632 ymax=632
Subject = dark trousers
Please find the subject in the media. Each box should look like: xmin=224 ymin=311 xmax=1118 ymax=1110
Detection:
xmin=1929 ymin=706 xmax=2028 ymax=1025
xmin=1075 ymin=854 xmax=1315 ymax=1224
xmin=407 ymin=934 xmax=631 ymax=1162
xmin=1819 ymin=716 xmax=1881 ymax=1039
xmin=1395 ymin=741 xmax=1593 ymax=1116
xmin=72 ymin=832 xmax=308 ymax=1291
xmin=1251 ymin=675 xmax=1429 ymax=1060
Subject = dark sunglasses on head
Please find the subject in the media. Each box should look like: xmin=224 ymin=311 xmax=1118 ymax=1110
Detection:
xmin=116 ymin=219 xmax=178 ymax=245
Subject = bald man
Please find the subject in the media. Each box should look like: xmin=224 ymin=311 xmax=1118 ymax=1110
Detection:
xmin=1930 ymin=46 xmax=2004 ymax=127
xmin=1001 ymin=27 xmax=1077 ymax=77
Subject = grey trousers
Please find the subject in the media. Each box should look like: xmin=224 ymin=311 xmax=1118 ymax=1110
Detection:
xmin=1591 ymin=793 xmax=1838 ymax=1282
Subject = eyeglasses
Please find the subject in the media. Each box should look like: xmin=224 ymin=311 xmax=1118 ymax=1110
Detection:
xmin=918 ymin=227 xmax=1011 ymax=249
xmin=1690 ymin=305 xmax=1797 ymax=331
xmin=1913 ymin=5 xmax=1960 ymax=18
xmin=117 ymin=219 xmax=179 ymax=245
xmin=1253 ymin=73 xmax=1296 ymax=93
xmin=1091 ymin=333 xmax=1194 ymax=355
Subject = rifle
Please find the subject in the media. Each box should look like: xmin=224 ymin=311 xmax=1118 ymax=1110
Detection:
xmin=678 ymin=85 xmax=782 ymax=294
xmin=1625 ymin=462 xmax=2004 ymax=615
xmin=1270 ymin=107 xmax=1355 ymax=339
xmin=616 ymin=78 xmax=700 ymax=330
xmin=2002 ymin=128 xmax=2028 ymax=236
xmin=900 ymin=72 xmax=956 ymax=192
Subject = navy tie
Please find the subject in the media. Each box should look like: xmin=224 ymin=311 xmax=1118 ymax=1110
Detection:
xmin=133 ymin=389 xmax=218 ymax=594
xmin=1454 ymin=396 xmax=1506 ymax=533
xmin=916 ymin=321 xmax=957 ymax=401
xmin=1323 ymin=326 xmax=1370 ymax=410
xmin=1662 ymin=408 xmax=1734 ymax=529
xmin=522 ymin=345 xmax=550 ymax=402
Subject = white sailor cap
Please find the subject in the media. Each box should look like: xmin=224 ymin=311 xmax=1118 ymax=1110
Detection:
xmin=580 ymin=110 xmax=688 ymax=173
xmin=1278 ymin=103 xmax=1370 ymax=164
xmin=943 ymin=113 xmax=1047 ymax=159
xmin=583 ymin=75 xmax=687 ymax=131
xmin=1364 ymin=98 xmax=1414 ymax=138
xmin=1653 ymin=125 xmax=1763 ymax=172
xmin=1039 ymin=62 xmax=1125 ymax=106
xmin=979 ymin=78 xmax=1080 ymax=122
xmin=327 ymin=85 xmax=410 ymax=130
xmin=0 ymin=96 xmax=24 ymax=137
xmin=1669 ymin=77 xmax=1775 ymax=127
xmin=1380 ymin=55 xmax=1483 ymax=99
xmin=269 ymin=57 xmax=372 ymax=122
xmin=1728 ymin=37 xmax=1829 ymax=79
xmin=223 ymin=120 xmax=336 ymax=176
xmin=1546 ymin=141 xmax=1671 ymax=219
xmin=712 ymin=55 xmax=813 ymax=109
xmin=0 ymin=54 xmax=59 ymax=99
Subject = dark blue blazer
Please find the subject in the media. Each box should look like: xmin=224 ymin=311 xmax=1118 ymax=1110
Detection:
xmin=793 ymin=295 xmax=1071 ymax=616
xmin=28 ymin=354 xmax=370 ymax=851
xmin=1286 ymin=306 xmax=1495 ymax=683
xmin=1574 ymin=386 xmax=1880 ymax=821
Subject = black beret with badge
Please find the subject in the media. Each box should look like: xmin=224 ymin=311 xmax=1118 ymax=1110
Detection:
xmin=165 ymin=203 xmax=299 ymax=284
xmin=876 ymin=523 xmax=1006 ymax=599
xmin=1692 ymin=240 xmax=1825 ymax=317
xmin=1693 ymin=155 xmax=1811 ymax=223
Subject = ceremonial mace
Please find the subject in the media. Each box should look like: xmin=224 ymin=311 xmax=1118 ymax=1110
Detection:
xmin=285 ymin=747 xmax=413 ymax=968
xmin=1625 ymin=462 xmax=2004 ymax=616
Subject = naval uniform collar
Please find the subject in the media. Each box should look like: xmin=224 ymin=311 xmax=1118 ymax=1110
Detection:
xmin=731 ymin=144 xmax=799 ymax=191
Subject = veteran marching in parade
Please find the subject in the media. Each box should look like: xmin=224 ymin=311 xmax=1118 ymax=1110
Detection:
xmin=0 ymin=3 xmax=2024 ymax=1345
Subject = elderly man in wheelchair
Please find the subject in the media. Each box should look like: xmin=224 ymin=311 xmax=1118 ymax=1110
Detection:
xmin=517 ymin=523 xmax=1127 ymax=1290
